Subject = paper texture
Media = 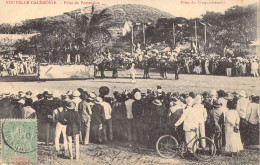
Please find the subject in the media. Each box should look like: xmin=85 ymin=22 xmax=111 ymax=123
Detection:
xmin=0 ymin=0 xmax=259 ymax=164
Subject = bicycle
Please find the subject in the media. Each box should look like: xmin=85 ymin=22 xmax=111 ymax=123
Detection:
xmin=156 ymin=127 xmax=216 ymax=161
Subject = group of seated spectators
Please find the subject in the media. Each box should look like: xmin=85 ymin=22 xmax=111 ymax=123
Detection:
xmin=0 ymin=86 xmax=259 ymax=159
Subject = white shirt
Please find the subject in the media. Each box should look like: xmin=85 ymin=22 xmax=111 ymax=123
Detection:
xmin=246 ymin=103 xmax=260 ymax=125
xmin=175 ymin=106 xmax=199 ymax=131
xmin=125 ymin=99 xmax=134 ymax=119
xmin=193 ymin=104 xmax=207 ymax=124
xmin=101 ymin=102 xmax=112 ymax=120
xmin=236 ymin=97 xmax=250 ymax=119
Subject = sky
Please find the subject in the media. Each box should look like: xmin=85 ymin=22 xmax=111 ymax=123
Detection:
xmin=0 ymin=0 xmax=258 ymax=24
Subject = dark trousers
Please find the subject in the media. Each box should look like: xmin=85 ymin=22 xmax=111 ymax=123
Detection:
xmin=113 ymin=119 xmax=127 ymax=141
xmin=103 ymin=119 xmax=113 ymax=141
xmin=240 ymin=118 xmax=248 ymax=145
xmin=213 ymin=131 xmax=222 ymax=154
xmin=248 ymin=123 xmax=259 ymax=145
xmin=133 ymin=118 xmax=145 ymax=144
xmin=175 ymin=70 xmax=179 ymax=80
xmin=46 ymin=122 xmax=55 ymax=146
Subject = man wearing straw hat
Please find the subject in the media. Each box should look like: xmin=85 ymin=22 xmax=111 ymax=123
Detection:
xmin=64 ymin=101 xmax=81 ymax=160
xmin=91 ymin=97 xmax=105 ymax=143
xmin=78 ymin=91 xmax=92 ymax=145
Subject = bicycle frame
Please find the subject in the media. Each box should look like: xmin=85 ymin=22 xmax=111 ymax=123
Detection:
xmin=174 ymin=128 xmax=198 ymax=148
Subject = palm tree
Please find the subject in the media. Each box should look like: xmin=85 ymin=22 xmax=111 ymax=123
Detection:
xmin=64 ymin=5 xmax=113 ymax=63
xmin=65 ymin=4 xmax=112 ymax=46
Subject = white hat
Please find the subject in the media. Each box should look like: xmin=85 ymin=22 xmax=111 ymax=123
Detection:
xmin=72 ymin=90 xmax=81 ymax=97
xmin=157 ymin=89 xmax=163 ymax=94
xmin=239 ymin=90 xmax=246 ymax=97
xmin=134 ymin=92 xmax=141 ymax=100
xmin=89 ymin=92 xmax=96 ymax=101
xmin=186 ymin=97 xmax=193 ymax=106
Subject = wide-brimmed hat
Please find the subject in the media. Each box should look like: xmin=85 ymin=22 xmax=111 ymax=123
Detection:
xmin=153 ymin=99 xmax=162 ymax=106
xmin=66 ymin=101 xmax=76 ymax=110
xmin=134 ymin=91 xmax=142 ymax=100
xmin=157 ymin=89 xmax=163 ymax=94
xmin=239 ymin=90 xmax=246 ymax=97
xmin=88 ymin=92 xmax=96 ymax=101
xmin=94 ymin=97 xmax=103 ymax=104
xmin=99 ymin=86 xmax=110 ymax=96
xmin=72 ymin=90 xmax=81 ymax=97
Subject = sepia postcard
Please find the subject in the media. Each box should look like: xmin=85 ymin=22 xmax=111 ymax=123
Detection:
xmin=0 ymin=0 xmax=259 ymax=164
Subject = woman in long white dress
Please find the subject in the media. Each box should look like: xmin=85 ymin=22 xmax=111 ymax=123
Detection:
xmin=225 ymin=100 xmax=243 ymax=156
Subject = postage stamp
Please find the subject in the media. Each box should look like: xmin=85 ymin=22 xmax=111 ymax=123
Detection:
xmin=1 ymin=119 xmax=37 ymax=164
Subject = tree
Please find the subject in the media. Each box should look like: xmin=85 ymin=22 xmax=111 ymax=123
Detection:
xmin=64 ymin=5 xmax=113 ymax=62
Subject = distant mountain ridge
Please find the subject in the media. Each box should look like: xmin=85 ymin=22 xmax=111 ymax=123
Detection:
xmin=49 ymin=4 xmax=174 ymax=25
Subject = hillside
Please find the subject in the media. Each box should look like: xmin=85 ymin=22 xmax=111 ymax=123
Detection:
xmin=35 ymin=4 xmax=174 ymax=26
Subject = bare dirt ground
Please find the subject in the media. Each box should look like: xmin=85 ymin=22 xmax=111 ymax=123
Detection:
xmin=1 ymin=69 xmax=259 ymax=95
xmin=0 ymin=70 xmax=260 ymax=164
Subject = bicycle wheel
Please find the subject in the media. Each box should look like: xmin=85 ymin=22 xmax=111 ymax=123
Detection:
xmin=192 ymin=137 xmax=216 ymax=161
xmin=156 ymin=135 xmax=179 ymax=158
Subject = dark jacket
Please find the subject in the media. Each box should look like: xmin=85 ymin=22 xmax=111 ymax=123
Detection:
xmin=65 ymin=109 xmax=81 ymax=136
xmin=132 ymin=100 xmax=144 ymax=119
xmin=208 ymin=108 xmax=224 ymax=133
xmin=78 ymin=100 xmax=91 ymax=122
xmin=39 ymin=99 xmax=54 ymax=122
xmin=91 ymin=104 xmax=104 ymax=124
xmin=111 ymin=101 xmax=127 ymax=120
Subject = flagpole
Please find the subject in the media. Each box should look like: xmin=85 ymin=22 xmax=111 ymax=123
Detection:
xmin=205 ymin=24 xmax=207 ymax=44
xmin=173 ymin=23 xmax=175 ymax=46
xmin=143 ymin=24 xmax=146 ymax=45
xmin=132 ymin=25 xmax=134 ymax=44
xmin=132 ymin=24 xmax=134 ymax=53
xmin=195 ymin=20 xmax=197 ymax=52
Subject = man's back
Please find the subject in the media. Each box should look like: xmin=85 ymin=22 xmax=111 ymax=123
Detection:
xmin=91 ymin=104 xmax=104 ymax=124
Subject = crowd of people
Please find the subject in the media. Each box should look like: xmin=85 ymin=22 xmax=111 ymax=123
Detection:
xmin=0 ymin=85 xmax=259 ymax=160
xmin=91 ymin=42 xmax=259 ymax=79
xmin=0 ymin=56 xmax=37 ymax=76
